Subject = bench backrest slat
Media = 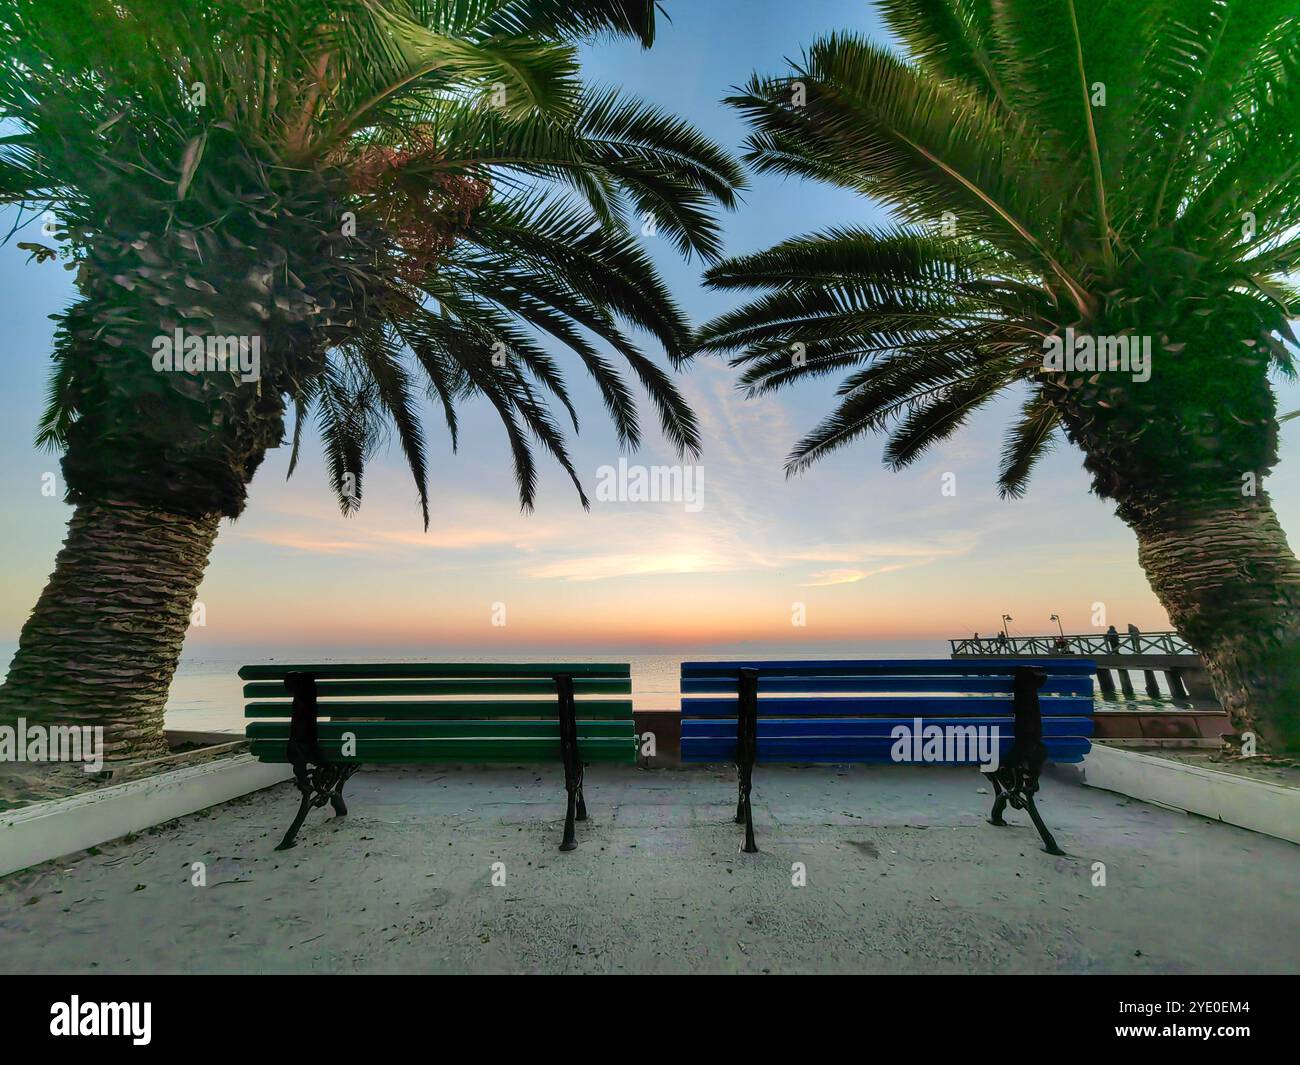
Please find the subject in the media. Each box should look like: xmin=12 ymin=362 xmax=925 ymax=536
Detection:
xmin=682 ymin=716 xmax=1094 ymax=737
xmin=682 ymin=675 xmax=1092 ymax=696
xmin=238 ymin=662 xmax=627 ymax=680
xmin=242 ymin=677 xmax=630 ymax=699
xmin=682 ymin=696 xmax=1095 ymax=718
xmin=247 ymin=720 xmax=635 ymax=739
xmin=246 ymin=738 xmax=635 ymax=764
xmin=680 ymin=658 xmax=1097 ymax=677
xmin=681 ymin=736 xmax=1094 ymax=764
xmin=242 ymin=663 xmax=633 ymax=724
xmin=243 ymin=699 xmax=634 ymax=719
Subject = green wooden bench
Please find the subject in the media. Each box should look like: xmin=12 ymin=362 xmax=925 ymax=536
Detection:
xmin=239 ymin=662 xmax=636 ymax=851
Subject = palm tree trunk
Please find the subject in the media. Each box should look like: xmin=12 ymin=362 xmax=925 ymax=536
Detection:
xmin=0 ymin=501 xmax=221 ymax=761
xmin=1130 ymin=494 xmax=1300 ymax=752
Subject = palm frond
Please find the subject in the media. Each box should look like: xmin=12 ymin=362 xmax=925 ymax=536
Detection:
xmin=4 ymin=0 xmax=738 ymax=522
xmin=706 ymin=1 xmax=1299 ymax=503
xmin=877 ymin=0 xmax=1010 ymax=107
xmin=997 ymin=390 xmax=1061 ymax=498
xmin=727 ymin=35 xmax=1092 ymax=311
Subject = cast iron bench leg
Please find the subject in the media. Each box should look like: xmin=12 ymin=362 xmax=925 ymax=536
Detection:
xmin=560 ymin=789 xmax=579 ymax=851
xmin=987 ymin=666 xmax=1068 ymax=856
xmin=277 ymin=768 xmax=315 ymax=851
xmin=985 ymin=772 xmax=1009 ymax=826
xmin=329 ymin=765 xmax=358 ymax=817
xmin=277 ymin=671 xmax=338 ymax=851
xmin=278 ymin=764 xmax=357 ymax=850
xmin=1025 ymin=793 xmax=1064 ymax=855
xmin=556 ymin=673 xmax=582 ymax=851
xmin=737 ymin=769 xmax=757 ymax=854
xmin=736 ymin=668 xmax=759 ymax=853
xmin=575 ymin=764 xmax=587 ymax=822
xmin=985 ymin=767 xmax=1064 ymax=854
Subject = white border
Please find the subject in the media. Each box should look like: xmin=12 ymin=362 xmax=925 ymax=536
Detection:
xmin=0 ymin=754 xmax=291 ymax=877
xmin=1080 ymin=744 xmax=1299 ymax=844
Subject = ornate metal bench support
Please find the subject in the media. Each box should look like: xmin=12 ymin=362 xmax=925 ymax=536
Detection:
xmin=280 ymin=775 xmax=315 ymax=852
xmin=985 ymin=667 xmax=1065 ymax=856
xmin=985 ymin=771 xmax=1010 ymax=826
xmin=329 ymin=764 xmax=357 ymax=816
xmin=1023 ymin=793 xmax=1062 ymax=856
xmin=275 ymin=671 xmax=360 ymax=851
xmin=277 ymin=763 xmax=358 ymax=851
xmin=556 ymin=673 xmax=583 ymax=851
xmin=735 ymin=668 xmax=759 ymax=853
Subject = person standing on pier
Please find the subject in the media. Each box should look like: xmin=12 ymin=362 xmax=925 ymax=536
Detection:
xmin=1106 ymin=626 xmax=1121 ymax=653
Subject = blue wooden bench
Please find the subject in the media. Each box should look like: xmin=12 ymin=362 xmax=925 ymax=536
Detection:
xmin=681 ymin=659 xmax=1095 ymax=854
xmin=240 ymin=662 xmax=636 ymax=851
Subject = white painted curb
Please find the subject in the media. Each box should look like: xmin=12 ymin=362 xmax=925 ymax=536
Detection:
xmin=1080 ymin=744 xmax=1299 ymax=845
xmin=0 ymin=754 xmax=292 ymax=878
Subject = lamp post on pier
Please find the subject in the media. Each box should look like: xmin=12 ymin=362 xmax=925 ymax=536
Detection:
xmin=1050 ymin=614 xmax=1067 ymax=653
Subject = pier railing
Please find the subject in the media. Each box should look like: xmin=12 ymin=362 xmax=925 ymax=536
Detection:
xmin=949 ymin=631 xmax=1195 ymax=657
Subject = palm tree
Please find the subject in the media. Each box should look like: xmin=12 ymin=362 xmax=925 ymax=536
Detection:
xmin=697 ymin=0 xmax=1300 ymax=750
xmin=0 ymin=0 xmax=743 ymax=759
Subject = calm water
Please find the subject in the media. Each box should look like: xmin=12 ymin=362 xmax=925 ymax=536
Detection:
xmin=0 ymin=643 xmax=1188 ymax=735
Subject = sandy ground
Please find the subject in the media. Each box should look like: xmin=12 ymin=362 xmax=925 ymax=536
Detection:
xmin=0 ymin=763 xmax=1296 ymax=974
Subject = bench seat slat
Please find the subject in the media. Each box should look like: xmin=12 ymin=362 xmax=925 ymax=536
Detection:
xmin=249 ymin=737 xmax=636 ymax=764
xmin=242 ymin=678 xmax=631 ymax=698
xmin=681 ymin=658 xmax=1097 ymax=677
xmin=238 ymin=662 xmax=629 ymax=680
xmin=681 ymin=675 xmax=1093 ymax=696
xmin=681 ymin=696 xmax=1094 ymax=717
xmin=680 ymin=736 xmax=1091 ymax=764
xmin=247 ymin=720 xmax=635 ymax=740
xmin=682 ymin=716 xmax=1094 ymax=738
xmin=243 ymin=699 xmax=634 ymax=719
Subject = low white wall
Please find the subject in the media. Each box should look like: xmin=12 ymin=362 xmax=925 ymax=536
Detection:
xmin=0 ymin=754 xmax=292 ymax=878
xmin=1081 ymin=744 xmax=1299 ymax=845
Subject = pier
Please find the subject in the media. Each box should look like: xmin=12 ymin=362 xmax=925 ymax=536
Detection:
xmin=949 ymin=630 xmax=1232 ymax=746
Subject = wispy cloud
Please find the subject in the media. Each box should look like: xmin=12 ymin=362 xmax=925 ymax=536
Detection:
xmin=786 ymin=537 xmax=976 ymax=564
xmin=801 ymin=563 xmax=907 ymax=587
xmin=238 ymin=532 xmax=373 ymax=555
xmin=522 ymin=551 xmax=733 ymax=582
xmin=372 ymin=528 xmax=540 ymax=550
xmin=239 ymin=524 xmax=550 ymax=555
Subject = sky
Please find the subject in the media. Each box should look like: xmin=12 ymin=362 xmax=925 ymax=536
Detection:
xmin=1 ymin=0 xmax=1298 ymax=657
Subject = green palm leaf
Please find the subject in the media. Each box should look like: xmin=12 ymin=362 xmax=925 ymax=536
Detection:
xmin=2 ymin=0 xmax=736 ymax=522
xmin=700 ymin=0 xmax=1299 ymax=506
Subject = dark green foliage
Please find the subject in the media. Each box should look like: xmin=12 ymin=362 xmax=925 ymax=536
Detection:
xmin=0 ymin=0 xmax=743 ymax=521
xmin=698 ymin=1 xmax=1299 ymax=513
